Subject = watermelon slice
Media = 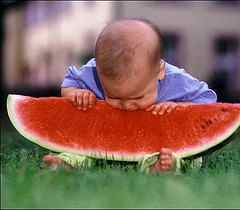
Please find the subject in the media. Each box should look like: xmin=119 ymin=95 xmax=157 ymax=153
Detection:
xmin=7 ymin=94 xmax=240 ymax=161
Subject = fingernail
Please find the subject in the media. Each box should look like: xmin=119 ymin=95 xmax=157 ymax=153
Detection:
xmin=152 ymin=111 xmax=157 ymax=115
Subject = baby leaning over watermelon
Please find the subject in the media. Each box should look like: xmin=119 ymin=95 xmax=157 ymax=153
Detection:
xmin=47 ymin=19 xmax=218 ymax=173
xmin=7 ymin=19 xmax=240 ymax=174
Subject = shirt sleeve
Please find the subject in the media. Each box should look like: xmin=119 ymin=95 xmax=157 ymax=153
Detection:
xmin=61 ymin=65 xmax=88 ymax=89
xmin=177 ymin=72 xmax=217 ymax=103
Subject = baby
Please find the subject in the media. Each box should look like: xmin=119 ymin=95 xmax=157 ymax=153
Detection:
xmin=43 ymin=19 xmax=217 ymax=173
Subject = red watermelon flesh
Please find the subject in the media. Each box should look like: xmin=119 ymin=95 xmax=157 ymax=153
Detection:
xmin=7 ymin=94 xmax=240 ymax=161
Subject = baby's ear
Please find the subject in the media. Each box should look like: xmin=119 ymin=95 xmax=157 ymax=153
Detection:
xmin=158 ymin=61 xmax=165 ymax=80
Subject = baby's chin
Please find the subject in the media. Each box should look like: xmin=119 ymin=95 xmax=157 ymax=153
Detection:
xmin=123 ymin=107 xmax=139 ymax=111
xmin=114 ymin=106 xmax=138 ymax=111
xmin=107 ymin=103 xmax=138 ymax=111
xmin=116 ymin=105 xmax=147 ymax=112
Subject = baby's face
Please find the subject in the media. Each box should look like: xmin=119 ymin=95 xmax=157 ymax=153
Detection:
xmin=98 ymin=63 xmax=162 ymax=111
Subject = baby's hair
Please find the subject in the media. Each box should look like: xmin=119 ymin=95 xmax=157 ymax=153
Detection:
xmin=95 ymin=18 xmax=163 ymax=80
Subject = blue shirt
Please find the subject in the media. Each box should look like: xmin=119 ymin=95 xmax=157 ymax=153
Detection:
xmin=61 ymin=58 xmax=217 ymax=103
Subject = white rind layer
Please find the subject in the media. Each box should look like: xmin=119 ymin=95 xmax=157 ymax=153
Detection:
xmin=7 ymin=94 xmax=240 ymax=161
xmin=176 ymin=117 xmax=240 ymax=158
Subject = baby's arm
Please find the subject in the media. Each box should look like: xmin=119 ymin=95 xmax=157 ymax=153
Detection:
xmin=145 ymin=71 xmax=215 ymax=172
xmin=146 ymin=71 xmax=217 ymax=115
xmin=61 ymin=64 xmax=99 ymax=110
xmin=61 ymin=87 xmax=96 ymax=110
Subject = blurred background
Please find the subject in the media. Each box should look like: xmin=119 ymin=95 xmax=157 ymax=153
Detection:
xmin=1 ymin=0 xmax=240 ymax=110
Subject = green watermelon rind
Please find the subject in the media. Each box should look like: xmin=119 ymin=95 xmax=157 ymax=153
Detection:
xmin=176 ymin=121 xmax=240 ymax=158
xmin=7 ymin=94 xmax=240 ymax=162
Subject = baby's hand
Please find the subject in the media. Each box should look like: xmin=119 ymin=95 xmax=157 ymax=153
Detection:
xmin=68 ymin=89 xmax=96 ymax=111
xmin=146 ymin=102 xmax=178 ymax=115
xmin=150 ymin=148 xmax=176 ymax=173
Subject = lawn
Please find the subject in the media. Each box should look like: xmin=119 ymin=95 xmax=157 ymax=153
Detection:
xmin=1 ymin=115 xmax=240 ymax=208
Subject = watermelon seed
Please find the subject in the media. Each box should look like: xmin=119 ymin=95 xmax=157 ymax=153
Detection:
xmin=206 ymin=119 xmax=213 ymax=126
xmin=200 ymin=124 xmax=207 ymax=130
xmin=212 ymin=117 xmax=218 ymax=122
xmin=221 ymin=108 xmax=228 ymax=112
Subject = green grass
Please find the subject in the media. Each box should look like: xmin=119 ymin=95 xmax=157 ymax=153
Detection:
xmin=1 ymin=116 xmax=240 ymax=208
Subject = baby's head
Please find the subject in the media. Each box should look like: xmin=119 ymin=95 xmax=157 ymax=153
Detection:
xmin=95 ymin=19 xmax=165 ymax=110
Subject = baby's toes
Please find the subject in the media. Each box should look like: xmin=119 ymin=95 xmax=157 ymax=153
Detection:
xmin=160 ymin=164 xmax=171 ymax=171
xmin=161 ymin=158 xmax=172 ymax=166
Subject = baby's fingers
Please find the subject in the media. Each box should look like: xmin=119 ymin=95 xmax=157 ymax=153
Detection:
xmin=89 ymin=93 xmax=96 ymax=108
xmin=76 ymin=93 xmax=84 ymax=109
xmin=146 ymin=105 xmax=155 ymax=112
xmin=158 ymin=105 xmax=166 ymax=115
xmin=67 ymin=94 xmax=77 ymax=106
xmin=153 ymin=104 xmax=166 ymax=115
xmin=152 ymin=105 xmax=162 ymax=115
xmin=82 ymin=92 xmax=90 ymax=110
xmin=165 ymin=105 xmax=173 ymax=113
xmin=168 ymin=103 xmax=178 ymax=113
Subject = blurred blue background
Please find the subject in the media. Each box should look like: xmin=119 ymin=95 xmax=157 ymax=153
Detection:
xmin=1 ymin=1 xmax=240 ymax=105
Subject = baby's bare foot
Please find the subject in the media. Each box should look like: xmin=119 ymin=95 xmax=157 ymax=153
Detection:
xmin=43 ymin=154 xmax=73 ymax=170
xmin=150 ymin=148 xmax=176 ymax=173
